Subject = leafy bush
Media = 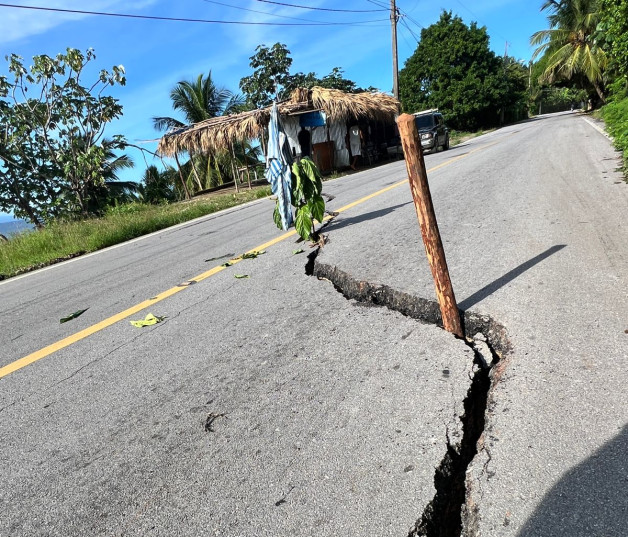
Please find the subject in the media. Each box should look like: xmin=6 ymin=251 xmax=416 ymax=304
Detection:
xmin=601 ymin=95 xmax=628 ymax=172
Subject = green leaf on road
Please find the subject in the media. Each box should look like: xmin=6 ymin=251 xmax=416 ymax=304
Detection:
xmin=241 ymin=250 xmax=266 ymax=259
xmin=130 ymin=313 xmax=166 ymax=328
xmin=221 ymin=261 xmax=232 ymax=267
xmin=60 ymin=308 xmax=89 ymax=324
xmin=234 ymin=274 xmax=250 ymax=279
xmin=292 ymin=248 xmax=304 ymax=255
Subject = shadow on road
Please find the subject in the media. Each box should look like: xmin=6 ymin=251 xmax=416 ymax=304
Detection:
xmin=327 ymin=202 xmax=413 ymax=232
xmin=517 ymin=424 xmax=628 ymax=537
xmin=458 ymin=244 xmax=567 ymax=310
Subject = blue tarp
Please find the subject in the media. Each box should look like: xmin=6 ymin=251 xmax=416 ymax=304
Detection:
xmin=299 ymin=111 xmax=326 ymax=128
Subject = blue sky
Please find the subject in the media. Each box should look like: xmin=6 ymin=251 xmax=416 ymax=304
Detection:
xmin=0 ymin=0 xmax=550 ymax=222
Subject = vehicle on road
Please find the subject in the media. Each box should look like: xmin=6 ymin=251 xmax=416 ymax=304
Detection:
xmin=413 ymin=109 xmax=449 ymax=152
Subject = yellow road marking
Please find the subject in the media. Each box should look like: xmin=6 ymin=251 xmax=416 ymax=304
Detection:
xmin=0 ymin=143 xmax=495 ymax=379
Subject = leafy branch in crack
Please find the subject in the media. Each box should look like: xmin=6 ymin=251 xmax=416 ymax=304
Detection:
xmin=272 ymin=157 xmax=325 ymax=242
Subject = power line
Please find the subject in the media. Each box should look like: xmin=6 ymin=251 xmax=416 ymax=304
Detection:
xmin=202 ymin=0 xmax=322 ymax=22
xmin=253 ymin=0 xmax=387 ymax=12
xmin=399 ymin=16 xmax=420 ymax=43
xmin=397 ymin=6 xmax=424 ymax=30
xmin=398 ymin=20 xmax=416 ymax=51
xmin=453 ymin=0 xmax=515 ymax=55
xmin=202 ymin=0 xmax=387 ymax=25
xmin=365 ymin=0 xmax=389 ymax=8
xmin=0 ymin=3 xmax=387 ymax=25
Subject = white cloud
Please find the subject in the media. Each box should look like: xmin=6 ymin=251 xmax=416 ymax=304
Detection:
xmin=0 ymin=0 xmax=158 ymax=44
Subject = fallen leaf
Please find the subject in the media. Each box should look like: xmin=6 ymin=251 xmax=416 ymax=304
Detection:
xmin=234 ymin=274 xmax=250 ymax=279
xmin=130 ymin=313 xmax=166 ymax=328
xmin=241 ymin=250 xmax=266 ymax=259
xmin=60 ymin=308 xmax=89 ymax=324
xmin=292 ymin=249 xmax=304 ymax=255
xmin=221 ymin=261 xmax=232 ymax=267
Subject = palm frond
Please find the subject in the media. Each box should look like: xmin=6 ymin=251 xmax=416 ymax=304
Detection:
xmin=153 ymin=116 xmax=185 ymax=133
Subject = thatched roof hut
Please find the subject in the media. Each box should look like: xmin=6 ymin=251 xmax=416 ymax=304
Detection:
xmin=157 ymin=87 xmax=400 ymax=158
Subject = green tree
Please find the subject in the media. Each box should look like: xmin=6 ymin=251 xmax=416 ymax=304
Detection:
xmin=501 ymin=57 xmax=530 ymax=122
xmin=0 ymin=48 xmax=130 ymax=226
xmin=239 ymin=43 xmax=365 ymax=107
xmin=83 ymin=138 xmax=136 ymax=215
xmin=153 ymin=72 xmax=245 ymax=192
xmin=153 ymin=71 xmax=243 ymax=131
xmin=239 ymin=43 xmax=293 ymax=108
xmin=138 ymin=165 xmax=176 ymax=204
xmin=399 ymin=12 xmax=509 ymax=130
xmin=599 ymin=0 xmax=628 ymax=82
xmin=531 ymin=0 xmax=607 ymax=102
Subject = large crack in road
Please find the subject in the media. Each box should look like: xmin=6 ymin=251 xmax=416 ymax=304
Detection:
xmin=307 ymin=247 xmax=511 ymax=537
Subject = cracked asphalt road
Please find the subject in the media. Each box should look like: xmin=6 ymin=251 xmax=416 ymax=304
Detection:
xmin=317 ymin=111 xmax=628 ymax=536
xmin=1 ymin=111 xmax=626 ymax=536
xmin=1 ymin=145 xmax=475 ymax=535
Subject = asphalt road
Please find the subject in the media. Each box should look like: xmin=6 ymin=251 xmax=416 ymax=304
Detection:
xmin=318 ymin=111 xmax=628 ymax=536
xmin=1 ymin=111 xmax=626 ymax=536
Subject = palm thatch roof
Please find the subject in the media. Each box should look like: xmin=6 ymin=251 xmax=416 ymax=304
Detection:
xmin=157 ymin=87 xmax=400 ymax=157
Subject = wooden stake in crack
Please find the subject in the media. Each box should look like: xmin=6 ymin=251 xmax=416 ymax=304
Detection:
xmin=397 ymin=114 xmax=463 ymax=337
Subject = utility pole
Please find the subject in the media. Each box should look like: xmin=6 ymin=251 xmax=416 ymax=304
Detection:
xmin=390 ymin=0 xmax=399 ymax=100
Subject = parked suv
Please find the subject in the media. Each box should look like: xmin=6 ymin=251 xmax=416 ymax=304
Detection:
xmin=413 ymin=109 xmax=449 ymax=152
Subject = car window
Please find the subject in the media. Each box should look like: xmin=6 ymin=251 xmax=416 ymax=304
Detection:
xmin=415 ymin=115 xmax=434 ymax=129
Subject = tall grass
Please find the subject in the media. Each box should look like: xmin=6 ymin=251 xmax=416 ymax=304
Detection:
xmin=0 ymin=187 xmax=271 ymax=279
xmin=601 ymin=95 xmax=628 ymax=175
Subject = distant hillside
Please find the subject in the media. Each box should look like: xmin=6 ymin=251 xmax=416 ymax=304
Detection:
xmin=0 ymin=219 xmax=34 ymax=238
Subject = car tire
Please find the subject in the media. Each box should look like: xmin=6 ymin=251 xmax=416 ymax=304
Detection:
xmin=443 ymin=134 xmax=450 ymax=150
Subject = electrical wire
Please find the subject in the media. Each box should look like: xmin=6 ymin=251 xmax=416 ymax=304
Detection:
xmin=398 ymin=21 xmax=416 ymax=52
xmin=202 ymin=0 xmax=323 ymax=22
xmin=253 ymin=0 xmax=387 ymax=12
xmin=365 ymin=0 xmax=389 ymax=9
xmin=0 ymin=3 xmax=387 ymax=25
xmin=201 ymin=0 xmax=387 ymax=25
xmin=453 ymin=0 xmax=514 ymax=55
xmin=398 ymin=8 xmax=424 ymax=30
xmin=400 ymin=16 xmax=420 ymax=43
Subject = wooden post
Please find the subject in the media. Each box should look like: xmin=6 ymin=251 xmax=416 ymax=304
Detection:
xmin=229 ymin=144 xmax=240 ymax=193
xmin=173 ymin=152 xmax=191 ymax=200
xmin=397 ymin=114 xmax=463 ymax=337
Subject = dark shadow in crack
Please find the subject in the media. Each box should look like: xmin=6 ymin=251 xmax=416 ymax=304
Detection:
xmin=517 ymin=423 xmax=628 ymax=537
xmin=458 ymin=244 xmax=567 ymax=311
xmin=326 ymin=201 xmax=413 ymax=232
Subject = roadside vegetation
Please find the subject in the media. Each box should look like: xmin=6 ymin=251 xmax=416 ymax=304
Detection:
xmin=2 ymin=2 xmax=626 ymax=277
xmin=0 ymin=187 xmax=271 ymax=279
xmin=398 ymin=1 xmax=628 ymax=176
xmin=530 ymin=0 xmax=628 ymax=173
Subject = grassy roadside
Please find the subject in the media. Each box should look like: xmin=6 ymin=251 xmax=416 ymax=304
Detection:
xmin=0 ymin=186 xmax=271 ymax=280
xmin=600 ymin=96 xmax=628 ymax=177
xmin=449 ymin=128 xmax=495 ymax=147
xmin=1 ymin=126 xmax=493 ymax=280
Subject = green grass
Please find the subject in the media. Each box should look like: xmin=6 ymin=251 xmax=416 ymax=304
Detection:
xmin=0 ymin=186 xmax=271 ymax=279
xmin=601 ymin=96 xmax=628 ymax=177
xmin=449 ymin=129 xmax=495 ymax=147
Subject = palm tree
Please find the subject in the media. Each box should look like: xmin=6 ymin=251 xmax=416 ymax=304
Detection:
xmin=531 ymin=0 xmax=607 ymax=102
xmin=84 ymin=139 xmax=136 ymax=214
xmin=153 ymin=72 xmax=247 ymax=193
xmin=138 ymin=165 xmax=176 ymax=204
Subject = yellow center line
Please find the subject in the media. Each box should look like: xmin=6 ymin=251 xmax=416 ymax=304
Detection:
xmin=0 ymin=142 xmax=496 ymax=379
